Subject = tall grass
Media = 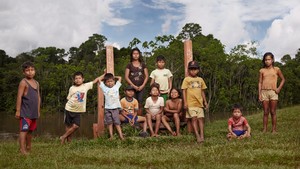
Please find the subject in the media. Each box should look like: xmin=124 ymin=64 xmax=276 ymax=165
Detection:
xmin=0 ymin=106 xmax=299 ymax=169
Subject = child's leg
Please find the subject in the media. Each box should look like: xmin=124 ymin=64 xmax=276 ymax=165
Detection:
xmin=161 ymin=115 xmax=176 ymax=136
xmin=270 ymin=100 xmax=278 ymax=133
xmin=115 ymin=124 xmax=124 ymax=140
xmin=26 ymin=131 xmax=32 ymax=151
xmin=173 ymin=113 xmax=181 ymax=136
xmin=191 ymin=117 xmax=201 ymax=142
xmin=60 ymin=124 xmax=79 ymax=144
xmin=146 ymin=114 xmax=154 ymax=136
xmin=262 ymin=101 xmax=270 ymax=132
xmin=137 ymin=116 xmax=147 ymax=133
xmin=19 ymin=131 xmax=28 ymax=155
xmin=198 ymin=117 xmax=204 ymax=141
xmin=65 ymin=126 xmax=72 ymax=142
xmin=107 ymin=124 xmax=113 ymax=140
xmin=154 ymin=114 xmax=162 ymax=136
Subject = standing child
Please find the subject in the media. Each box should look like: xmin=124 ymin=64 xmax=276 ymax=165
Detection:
xmin=258 ymin=52 xmax=285 ymax=133
xmin=119 ymin=85 xmax=148 ymax=137
xmin=161 ymin=88 xmax=182 ymax=136
xmin=150 ymin=55 xmax=173 ymax=103
xmin=60 ymin=72 xmax=100 ymax=144
xmin=99 ymin=73 xmax=124 ymax=140
xmin=15 ymin=61 xmax=40 ymax=155
xmin=125 ymin=48 xmax=149 ymax=116
xmin=181 ymin=61 xmax=208 ymax=143
xmin=144 ymin=84 xmax=164 ymax=137
xmin=227 ymin=104 xmax=251 ymax=140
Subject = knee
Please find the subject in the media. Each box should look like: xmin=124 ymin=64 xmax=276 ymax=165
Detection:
xmin=173 ymin=113 xmax=179 ymax=119
xmin=72 ymin=124 xmax=79 ymax=129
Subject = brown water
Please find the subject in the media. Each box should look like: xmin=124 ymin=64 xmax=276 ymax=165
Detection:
xmin=0 ymin=113 xmax=98 ymax=140
xmin=0 ymin=110 xmax=258 ymax=140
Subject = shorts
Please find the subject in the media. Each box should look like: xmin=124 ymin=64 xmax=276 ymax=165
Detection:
xmin=20 ymin=117 xmax=37 ymax=132
xmin=105 ymin=109 xmax=121 ymax=125
xmin=186 ymin=107 xmax=204 ymax=118
xmin=123 ymin=114 xmax=138 ymax=123
xmin=160 ymin=93 xmax=168 ymax=104
xmin=64 ymin=110 xmax=81 ymax=127
xmin=261 ymin=89 xmax=278 ymax=101
xmin=134 ymin=88 xmax=145 ymax=105
xmin=233 ymin=130 xmax=246 ymax=136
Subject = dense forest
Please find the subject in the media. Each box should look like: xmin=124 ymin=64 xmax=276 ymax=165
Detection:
xmin=0 ymin=23 xmax=299 ymax=115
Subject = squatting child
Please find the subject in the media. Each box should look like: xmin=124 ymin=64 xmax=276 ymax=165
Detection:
xmin=15 ymin=61 xmax=41 ymax=155
xmin=227 ymin=104 xmax=251 ymax=140
xmin=181 ymin=61 xmax=208 ymax=143
xmin=145 ymin=84 xmax=164 ymax=137
xmin=60 ymin=71 xmax=100 ymax=144
xmin=119 ymin=85 xmax=148 ymax=137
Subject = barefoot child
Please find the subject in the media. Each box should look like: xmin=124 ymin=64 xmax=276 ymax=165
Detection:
xmin=119 ymin=85 xmax=148 ymax=137
xmin=181 ymin=61 xmax=208 ymax=143
xmin=258 ymin=52 xmax=285 ymax=133
xmin=161 ymin=88 xmax=183 ymax=136
xmin=99 ymin=73 xmax=124 ymax=140
xmin=227 ymin=104 xmax=251 ymax=140
xmin=15 ymin=61 xmax=40 ymax=155
xmin=145 ymin=84 xmax=164 ymax=137
xmin=60 ymin=72 xmax=100 ymax=144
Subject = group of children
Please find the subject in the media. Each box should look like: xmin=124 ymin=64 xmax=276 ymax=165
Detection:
xmin=15 ymin=50 xmax=285 ymax=155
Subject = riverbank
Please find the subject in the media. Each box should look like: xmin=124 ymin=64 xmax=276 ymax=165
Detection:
xmin=0 ymin=106 xmax=299 ymax=168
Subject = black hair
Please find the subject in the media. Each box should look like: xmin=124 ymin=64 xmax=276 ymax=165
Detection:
xmin=21 ymin=61 xmax=35 ymax=71
xmin=130 ymin=47 xmax=143 ymax=63
xmin=262 ymin=52 xmax=275 ymax=68
xmin=231 ymin=103 xmax=243 ymax=113
xmin=103 ymin=73 xmax=114 ymax=83
xmin=156 ymin=55 xmax=165 ymax=62
xmin=149 ymin=83 xmax=160 ymax=95
xmin=73 ymin=71 xmax=84 ymax=79
xmin=168 ymin=88 xmax=182 ymax=99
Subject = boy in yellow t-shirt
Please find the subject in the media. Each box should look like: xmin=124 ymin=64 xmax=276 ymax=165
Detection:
xmin=181 ymin=61 xmax=208 ymax=143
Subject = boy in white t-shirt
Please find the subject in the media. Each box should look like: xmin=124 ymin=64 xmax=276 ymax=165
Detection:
xmin=150 ymin=55 xmax=173 ymax=103
xmin=144 ymin=84 xmax=164 ymax=137
xmin=60 ymin=72 xmax=100 ymax=144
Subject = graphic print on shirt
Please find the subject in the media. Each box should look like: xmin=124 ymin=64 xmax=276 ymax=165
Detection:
xmin=75 ymin=91 xmax=85 ymax=102
xmin=188 ymin=81 xmax=201 ymax=88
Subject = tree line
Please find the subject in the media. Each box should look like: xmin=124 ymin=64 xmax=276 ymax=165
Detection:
xmin=0 ymin=23 xmax=299 ymax=115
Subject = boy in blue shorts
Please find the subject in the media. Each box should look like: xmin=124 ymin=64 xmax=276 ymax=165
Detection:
xmin=15 ymin=61 xmax=40 ymax=155
xmin=119 ymin=85 xmax=148 ymax=137
xmin=227 ymin=104 xmax=251 ymax=140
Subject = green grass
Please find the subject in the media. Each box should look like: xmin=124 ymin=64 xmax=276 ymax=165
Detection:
xmin=1 ymin=106 xmax=300 ymax=169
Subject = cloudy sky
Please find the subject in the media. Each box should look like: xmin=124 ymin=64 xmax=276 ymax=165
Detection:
xmin=0 ymin=0 xmax=300 ymax=61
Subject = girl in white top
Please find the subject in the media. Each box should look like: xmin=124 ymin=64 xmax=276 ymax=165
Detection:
xmin=144 ymin=84 xmax=164 ymax=137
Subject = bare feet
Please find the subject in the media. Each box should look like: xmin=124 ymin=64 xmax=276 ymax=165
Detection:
xmin=197 ymin=137 xmax=204 ymax=143
xmin=171 ymin=131 xmax=177 ymax=136
xmin=176 ymin=133 xmax=181 ymax=137
xmin=20 ymin=149 xmax=29 ymax=155
xmin=60 ymin=136 xmax=66 ymax=145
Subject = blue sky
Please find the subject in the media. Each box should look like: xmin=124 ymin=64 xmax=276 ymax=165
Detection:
xmin=0 ymin=0 xmax=300 ymax=61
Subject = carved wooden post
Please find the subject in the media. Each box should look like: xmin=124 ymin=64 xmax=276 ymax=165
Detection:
xmin=93 ymin=45 xmax=114 ymax=138
xmin=184 ymin=40 xmax=193 ymax=132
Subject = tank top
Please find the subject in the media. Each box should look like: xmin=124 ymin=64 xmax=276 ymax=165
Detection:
xmin=20 ymin=79 xmax=39 ymax=119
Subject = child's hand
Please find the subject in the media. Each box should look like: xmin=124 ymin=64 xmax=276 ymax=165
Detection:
xmin=15 ymin=111 xmax=20 ymax=119
xmin=275 ymin=88 xmax=280 ymax=94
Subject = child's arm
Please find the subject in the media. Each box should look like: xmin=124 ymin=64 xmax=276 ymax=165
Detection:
xmin=164 ymin=101 xmax=181 ymax=114
xmin=125 ymin=68 xmax=138 ymax=89
xmin=258 ymin=71 xmax=263 ymax=101
xmin=121 ymin=109 xmax=132 ymax=124
xmin=115 ymin=76 xmax=122 ymax=83
xmin=182 ymin=89 xmax=187 ymax=110
xmin=276 ymin=69 xmax=285 ymax=94
xmin=201 ymin=90 xmax=208 ymax=109
xmin=244 ymin=124 xmax=251 ymax=137
xmin=15 ymin=80 xmax=26 ymax=119
xmin=168 ymin=77 xmax=172 ymax=93
xmin=150 ymin=78 xmax=155 ymax=86
xmin=228 ymin=125 xmax=237 ymax=137
xmin=92 ymin=76 xmax=101 ymax=84
xmin=145 ymin=108 xmax=152 ymax=115
xmin=139 ymin=68 xmax=149 ymax=91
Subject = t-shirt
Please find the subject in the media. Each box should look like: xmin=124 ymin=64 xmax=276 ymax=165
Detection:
xmin=65 ymin=82 xmax=93 ymax=113
xmin=150 ymin=68 xmax=173 ymax=92
xmin=120 ymin=97 xmax=139 ymax=115
xmin=100 ymin=81 xmax=122 ymax=109
xmin=228 ymin=116 xmax=248 ymax=131
xmin=144 ymin=96 xmax=164 ymax=115
xmin=181 ymin=76 xmax=207 ymax=108
xmin=126 ymin=62 xmax=147 ymax=86
xmin=260 ymin=67 xmax=280 ymax=90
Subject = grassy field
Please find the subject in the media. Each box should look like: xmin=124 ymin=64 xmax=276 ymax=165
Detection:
xmin=0 ymin=106 xmax=299 ymax=169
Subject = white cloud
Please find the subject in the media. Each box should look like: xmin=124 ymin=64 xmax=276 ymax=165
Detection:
xmin=0 ymin=0 xmax=132 ymax=57
xmin=261 ymin=5 xmax=300 ymax=60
